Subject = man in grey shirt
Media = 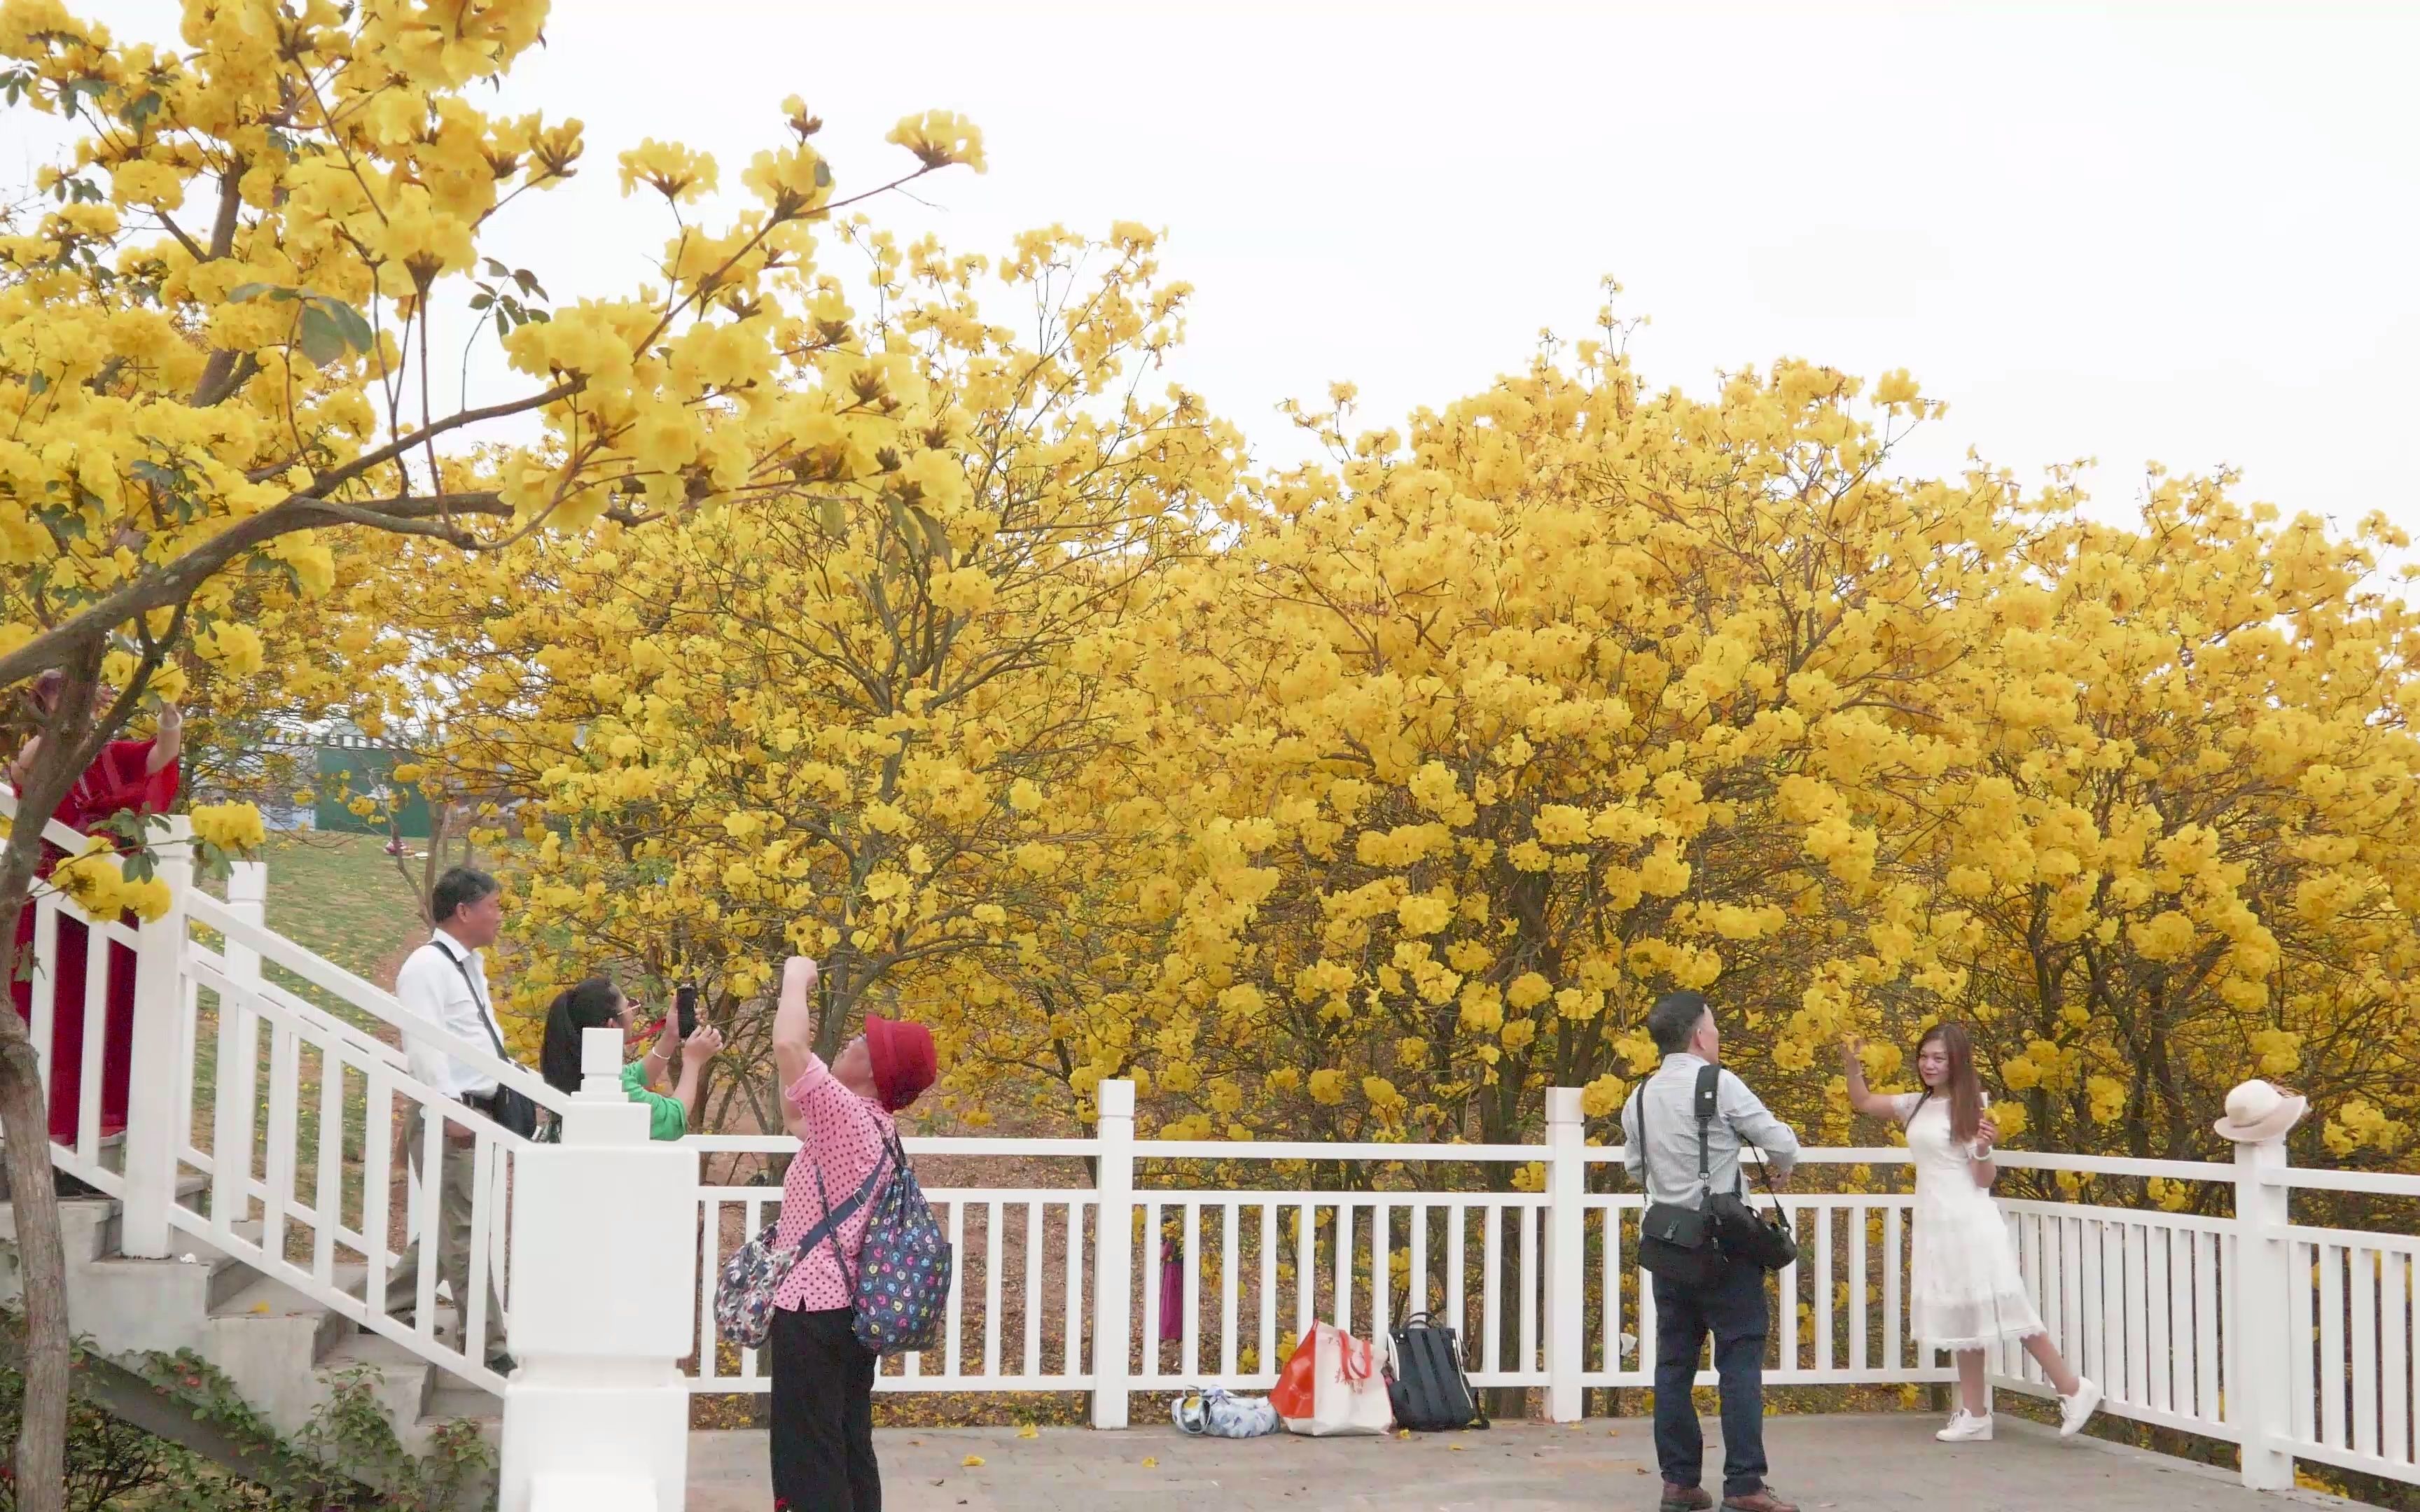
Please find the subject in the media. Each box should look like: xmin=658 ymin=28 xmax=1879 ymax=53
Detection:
xmin=1621 ymin=990 xmax=1801 ymax=1512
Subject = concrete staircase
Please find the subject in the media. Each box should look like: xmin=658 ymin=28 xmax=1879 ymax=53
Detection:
xmin=0 ymin=1188 xmax=499 ymax=1487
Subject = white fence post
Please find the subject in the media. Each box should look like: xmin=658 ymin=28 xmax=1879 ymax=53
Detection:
xmin=1545 ymin=1086 xmax=1586 ymax=1422
xmin=2232 ymin=1130 xmax=2295 ymax=1490
xmin=1090 ymin=1078 xmax=1136 ymax=1429
xmin=501 ymin=1026 xmax=690 ymax=1512
xmin=223 ymin=860 xmax=265 ymax=1224
xmin=119 ymin=815 xmax=193 ymax=1258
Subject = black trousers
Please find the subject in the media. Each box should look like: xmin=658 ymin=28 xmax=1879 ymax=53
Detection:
xmin=1651 ymin=1261 xmax=1771 ymax=1498
xmin=770 ymin=1306 xmax=879 ymax=1512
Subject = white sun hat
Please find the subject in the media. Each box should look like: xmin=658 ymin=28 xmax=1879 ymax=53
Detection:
xmin=2212 ymin=1079 xmax=2308 ymax=1144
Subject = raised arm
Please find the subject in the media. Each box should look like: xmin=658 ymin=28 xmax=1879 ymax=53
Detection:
xmin=1718 ymin=1069 xmax=1800 ymax=1179
xmin=1840 ymin=1037 xmax=1903 ymax=1121
xmin=773 ymin=956 xmax=819 ymax=1138
xmin=668 ymin=1023 xmax=723 ymax=1124
xmin=147 ymin=704 xmax=182 ymax=774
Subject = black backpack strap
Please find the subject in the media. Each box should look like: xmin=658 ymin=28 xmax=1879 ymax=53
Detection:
xmin=1693 ymin=1063 xmax=1720 ymax=1194
xmin=435 ymin=944 xmax=510 ymax=1060
xmin=1630 ymin=1070 xmax=1713 ymax=1199
xmin=801 ymin=1147 xmax=893 ymax=1289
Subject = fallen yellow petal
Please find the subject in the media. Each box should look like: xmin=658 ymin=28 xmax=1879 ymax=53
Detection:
xmin=1017 ymin=1425 xmax=1039 ymax=1439
xmin=962 ymin=1455 xmax=985 ymax=1468
xmin=1142 ymin=1457 xmax=1159 ymax=1469
xmin=1449 ymin=1445 xmax=1465 ymax=1452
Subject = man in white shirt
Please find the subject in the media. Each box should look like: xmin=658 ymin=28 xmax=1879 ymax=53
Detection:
xmin=381 ymin=865 xmax=513 ymax=1368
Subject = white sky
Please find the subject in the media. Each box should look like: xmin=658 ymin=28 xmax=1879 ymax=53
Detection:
xmin=46 ymin=1 xmax=2420 ymax=528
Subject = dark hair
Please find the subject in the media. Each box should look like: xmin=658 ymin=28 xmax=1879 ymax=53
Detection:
xmin=540 ymin=977 xmax=626 ymax=1095
xmin=1647 ymin=990 xmax=1710 ymax=1056
xmin=1915 ymin=1021 xmax=1986 ymax=1144
xmin=430 ymin=865 xmax=499 ymax=925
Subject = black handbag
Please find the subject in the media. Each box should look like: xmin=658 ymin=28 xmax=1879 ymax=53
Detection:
xmin=440 ymin=946 xmax=543 ymax=1140
xmin=1708 ymin=1143 xmax=1799 ymax=1274
xmin=1386 ymin=1312 xmax=1487 ymax=1432
xmin=1632 ymin=1071 xmax=1722 ymax=1287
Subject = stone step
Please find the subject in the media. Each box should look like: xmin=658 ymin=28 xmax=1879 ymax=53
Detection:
xmin=425 ymin=1382 xmax=502 ymax=1423
xmin=202 ymin=1272 xmax=353 ymax=1440
xmin=6 ymin=1183 xmax=497 ymax=1492
xmin=0 ymin=1195 xmax=122 ymax=1306
xmin=319 ymin=1330 xmax=440 ymax=1437
xmin=70 ymin=1236 xmax=252 ymax=1357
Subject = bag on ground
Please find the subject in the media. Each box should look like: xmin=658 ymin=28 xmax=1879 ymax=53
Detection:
xmin=1270 ymin=1322 xmax=1395 ymax=1436
xmin=1172 ymin=1387 xmax=1280 ymax=1438
xmin=1386 ymin=1312 xmax=1487 ymax=1432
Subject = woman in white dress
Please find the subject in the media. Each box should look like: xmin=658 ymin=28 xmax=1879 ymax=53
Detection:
xmin=1842 ymin=1023 xmax=2103 ymax=1443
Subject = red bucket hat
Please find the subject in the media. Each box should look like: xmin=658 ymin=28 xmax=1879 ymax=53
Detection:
xmin=863 ymin=1014 xmax=936 ymax=1112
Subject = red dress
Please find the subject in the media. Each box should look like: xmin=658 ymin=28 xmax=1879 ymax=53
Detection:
xmin=8 ymin=739 xmax=180 ymax=1142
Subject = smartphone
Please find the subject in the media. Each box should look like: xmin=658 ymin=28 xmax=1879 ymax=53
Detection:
xmin=676 ymin=983 xmax=699 ymax=1040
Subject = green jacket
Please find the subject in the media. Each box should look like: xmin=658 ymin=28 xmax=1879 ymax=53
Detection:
xmin=621 ymin=1060 xmax=688 ymax=1142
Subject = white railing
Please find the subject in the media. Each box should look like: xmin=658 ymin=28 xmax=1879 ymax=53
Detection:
xmin=688 ymin=1088 xmax=2420 ymax=1499
xmin=12 ymin=783 xmax=2420 ymax=1501
xmin=1 ymin=789 xmax=569 ymax=1399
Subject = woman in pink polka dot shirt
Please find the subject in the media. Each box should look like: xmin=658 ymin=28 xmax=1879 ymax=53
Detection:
xmin=767 ymin=955 xmax=937 ymax=1512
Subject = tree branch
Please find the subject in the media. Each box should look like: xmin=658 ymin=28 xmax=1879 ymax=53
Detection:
xmin=298 ymin=379 xmax=580 ymax=501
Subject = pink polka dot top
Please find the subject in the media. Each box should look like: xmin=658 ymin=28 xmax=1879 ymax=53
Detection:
xmin=770 ymin=1054 xmax=896 ymax=1313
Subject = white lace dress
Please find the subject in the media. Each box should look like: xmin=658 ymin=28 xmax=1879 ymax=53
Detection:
xmin=1898 ymin=1091 xmax=2044 ymax=1352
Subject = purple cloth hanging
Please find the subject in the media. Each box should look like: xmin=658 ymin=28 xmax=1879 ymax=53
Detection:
xmin=1159 ymin=1238 xmax=1183 ymax=1341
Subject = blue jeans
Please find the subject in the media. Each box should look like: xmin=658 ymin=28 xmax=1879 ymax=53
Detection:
xmin=1652 ymin=1261 xmax=1771 ymax=1497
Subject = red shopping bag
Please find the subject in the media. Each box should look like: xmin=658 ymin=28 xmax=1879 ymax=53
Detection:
xmin=1271 ymin=1322 xmax=1394 ymax=1436
xmin=1269 ymin=1327 xmax=1320 ymax=1420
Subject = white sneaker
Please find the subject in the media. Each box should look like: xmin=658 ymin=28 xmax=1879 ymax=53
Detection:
xmin=1935 ymin=1410 xmax=1994 ymax=1442
xmin=2059 ymin=1378 xmax=2103 ymax=1437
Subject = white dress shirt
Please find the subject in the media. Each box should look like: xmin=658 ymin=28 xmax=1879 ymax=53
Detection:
xmin=396 ymin=931 xmax=503 ymax=1100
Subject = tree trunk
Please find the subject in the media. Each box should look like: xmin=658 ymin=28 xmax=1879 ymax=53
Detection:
xmin=0 ymin=1019 xmax=69 ymax=1512
xmin=1 ymin=647 xmax=149 ymax=1511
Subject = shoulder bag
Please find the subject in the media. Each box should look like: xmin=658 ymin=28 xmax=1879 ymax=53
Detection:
xmin=438 ymin=946 xmax=543 ymax=1140
xmin=1702 ymin=1065 xmax=1800 ymax=1273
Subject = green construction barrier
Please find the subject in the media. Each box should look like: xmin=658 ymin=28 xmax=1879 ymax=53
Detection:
xmin=314 ymin=743 xmax=433 ymax=837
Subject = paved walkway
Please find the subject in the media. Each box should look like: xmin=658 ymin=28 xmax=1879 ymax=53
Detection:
xmin=686 ymin=1413 xmax=2358 ymax=1511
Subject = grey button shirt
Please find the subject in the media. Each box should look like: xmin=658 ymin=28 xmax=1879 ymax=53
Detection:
xmin=1620 ymin=1052 xmax=1801 ymax=1205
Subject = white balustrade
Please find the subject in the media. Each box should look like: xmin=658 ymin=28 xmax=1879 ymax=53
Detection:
xmin=4 ymin=780 xmax=569 ymax=1402
xmin=15 ymin=780 xmax=2420 ymax=1499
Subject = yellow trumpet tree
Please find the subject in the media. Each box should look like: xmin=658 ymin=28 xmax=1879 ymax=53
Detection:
xmin=358 ymin=223 xmax=1244 ymax=1138
xmin=1119 ymin=325 xmax=2014 ymax=1158
xmin=0 ymin=0 xmax=980 ymax=1497
xmin=1848 ymin=475 xmax=2420 ymax=1196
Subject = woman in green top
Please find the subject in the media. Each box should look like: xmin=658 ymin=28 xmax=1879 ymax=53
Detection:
xmin=538 ymin=976 xmax=722 ymax=1140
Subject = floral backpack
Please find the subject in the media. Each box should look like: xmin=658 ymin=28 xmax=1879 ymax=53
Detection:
xmin=818 ymin=1129 xmax=953 ymax=1355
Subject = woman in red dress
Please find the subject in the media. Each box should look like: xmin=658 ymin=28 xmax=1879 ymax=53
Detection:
xmin=7 ymin=671 xmax=182 ymax=1148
